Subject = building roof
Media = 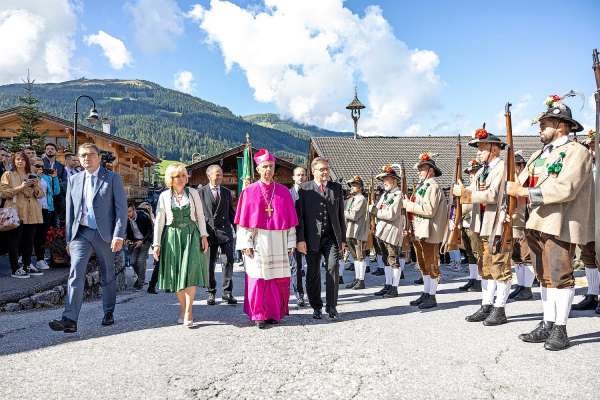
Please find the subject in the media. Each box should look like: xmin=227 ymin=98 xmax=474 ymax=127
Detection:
xmin=310 ymin=135 xmax=545 ymax=189
xmin=187 ymin=144 xmax=298 ymax=171
xmin=0 ymin=106 xmax=159 ymax=163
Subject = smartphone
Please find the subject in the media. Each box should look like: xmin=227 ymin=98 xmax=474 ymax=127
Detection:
xmin=28 ymin=174 xmax=37 ymax=180
xmin=42 ymin=168 xmax=54 ymax=175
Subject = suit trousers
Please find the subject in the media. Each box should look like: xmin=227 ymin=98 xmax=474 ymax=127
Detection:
xmin=208 ymin=240 xmax=234 ymax=294
xmin=526 ymin=229 xmax=575 ymax=288
xmin=306 ymin=235 xmax=340 ymax=311
xmin=128 ymin=241 xmax=152 ymax=285
xmin=290 ymin=250 xmax=305 ymax=298
xmin=63 ymin=226 xmax=116 ymax=322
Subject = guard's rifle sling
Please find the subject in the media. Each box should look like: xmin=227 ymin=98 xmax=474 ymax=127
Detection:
xmin=446 ymin=134 xmax=463 ymax=250
xmin=366 ymin=174 xmax=376 ymax=250
xmin=495 ymin=102 xmax=516 ymax=254
xmin=400 ymin=161 xmax=412 ymax=252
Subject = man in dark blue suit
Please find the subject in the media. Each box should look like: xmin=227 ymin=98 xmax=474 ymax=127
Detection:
xmin=49 ymin=143 xmax=127 ymax=333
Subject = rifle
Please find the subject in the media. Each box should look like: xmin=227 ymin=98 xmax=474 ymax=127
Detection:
xmin=446 ymin=134 xmax=463 ymax=250
xmin=366 ymin=174 xmax=376 ymax=250
xmin=495 ymin=102 xmax=516 ymax=254
xmin=400 ymin=161 xmax=412 ymax=253
xmin=593 ymin=49 xmax=600 ymax=261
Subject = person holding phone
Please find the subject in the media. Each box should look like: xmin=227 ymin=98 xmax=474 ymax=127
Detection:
xmin=0 ymin=151 xmax=44 ymax=278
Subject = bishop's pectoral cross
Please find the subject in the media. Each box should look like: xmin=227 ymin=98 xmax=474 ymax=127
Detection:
xmin=265 ymin=205 xmax=274 ymax=217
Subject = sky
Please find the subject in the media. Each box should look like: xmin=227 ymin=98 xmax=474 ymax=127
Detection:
xmin=1 ymin=0 xmax=599 ymax=137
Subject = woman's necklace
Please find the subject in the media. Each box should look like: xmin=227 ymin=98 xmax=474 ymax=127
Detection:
xmin=173 ymin=189 xmax=185 ymax=206
xmin=259 ymin=181 xmax=276 ymax=217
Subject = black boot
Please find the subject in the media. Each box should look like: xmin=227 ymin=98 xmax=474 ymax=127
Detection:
xmin=467 ymin=280 xmax=482 ymax=292
xmin=465 ymin=305 xmax=493 ymax=322
xmin=414 ymin=277 xmax=424 ymax=285
xmin=596 ymin=303 xmax=600 ymax=315
xmin=458 ymin=279 xmax=474 ymax=291
xmin=571 ymin=294 xmax=598 ymax=310
xmin=345 ymin=279 xmax=358 ymax=289
xmin=338 ymin=276 xmax=344 ymax=285
xmin=374 ymin=284 xmax=390 ymax=296
xmin=400 ymin=271 xmax=405 ymax=280
xmin=365 ymin=266 xmax=371 ymax=273
xmin=483 ymin=306 xmax=508 ymax=326
xmin=513 ymin=287 xmax=533 ymax=301
xmin=373 ymin=268 xmax=385 ymax=276
xmin=352 ymin=280 xmax=365 ymax=290
xmin=544 ymin=324 xmax=570 ymax=351
xmin=532 ymin=278 xmax=540 ymax=287
xmin=418 ymin=294 xmax=437 ymax=309
xmin=383 ymin=286 xmax=398 ymax=298
xmin=409 ymin=292 xmax=427 ymax=306
xmin=508 ymin=285 xmax=523 ymax=299
xmin=518 ymin=321 xmax=554 ymax=343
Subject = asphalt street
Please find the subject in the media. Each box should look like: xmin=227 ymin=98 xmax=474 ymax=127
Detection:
xmin=1 ymin=263 xmax=599 ymax=400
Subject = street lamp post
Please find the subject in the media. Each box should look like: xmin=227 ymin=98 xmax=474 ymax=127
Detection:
xmin=73 ymin=95 xmax=100 ymax=153
xmin=346 ymin=87 xmax=366 ymax=140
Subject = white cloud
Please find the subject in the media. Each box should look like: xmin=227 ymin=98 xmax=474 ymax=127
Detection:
xmin=495 ymin=94 xmax=537 ymax=136
xmin=126 ymin=0 xmax=184 ymax=54
xmin=174 ymin=70 xmax=195 ymax=94
xmin=84 ymin=31 xmax=133 ymax=70
xmin=0 ymin=0 xmax=77 ymax=84
xmin=190 ymin=0 xmax=443 ymax=136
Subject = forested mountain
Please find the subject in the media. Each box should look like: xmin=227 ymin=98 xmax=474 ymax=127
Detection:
xmin=0 ymin=79 xmax=349 ymax=164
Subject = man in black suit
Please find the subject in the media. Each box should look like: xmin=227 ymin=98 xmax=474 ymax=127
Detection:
xmin=126 ymin=202 xmax=153 ymax=290
xmin=296 ymin=157 xmax=346 ymax=320
xmin=200 ymin=164 xmax=237 ymax=305
xmin=43 ymin=143 xmax=67 ymax=226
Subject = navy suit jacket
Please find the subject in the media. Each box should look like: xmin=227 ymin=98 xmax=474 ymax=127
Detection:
xmin=65 ymin=167 xmax=127 ymax=244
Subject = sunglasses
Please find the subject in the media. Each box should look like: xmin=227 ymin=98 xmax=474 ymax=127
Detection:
xmin=34 ymin=165 xmax=43 ymax=168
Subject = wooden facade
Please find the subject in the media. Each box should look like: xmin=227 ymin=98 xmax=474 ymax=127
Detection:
xmin=187 ymin=144 xmax=297 ymax=201
xmin=0 ymin=107 xmax=160 ymax=199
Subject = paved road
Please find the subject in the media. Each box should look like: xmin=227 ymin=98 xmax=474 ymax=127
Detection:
xmin=1 ymin=263 xmax=599 ymax=400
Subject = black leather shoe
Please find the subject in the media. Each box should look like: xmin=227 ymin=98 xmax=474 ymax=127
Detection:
xmin=256 ymin=321 xmax=267 ymax=329
xmin=458 ymin=279 xmax=474 ymax=291
xmin=513 ymin=287 xmax=533 ymax=301
xmin=328 ymin=307 xmax=338 ymax=319
xmin=467 ymin=280 xmax=482 ymax=292
xmin=508 ymin=285 xmax=523 ymax=299
xmin=365 ymin=266 xmax=371 ymax=273
xmin=465 ymin=305 xmax=493 ymax=322
xmin=373 ymin=268 xmax=385 ymax=276
xmin=338 ymin=276 xmax=344 ymax=285
xmin=352 ymin=280 xmax=365 ymax=290
xmin=544 ymin=324 xmax=570 ymax=351
xmin=222 ymin=293 xmax=238 ymax=305
xmin=312 ymin=309 xmax=322 ymax=319
xmin=383 ymin=286 xmax=398 ymax=298
xmin=207 ymin=293 xmax=216 ymax=306
xmin=483 ymin=307 xmax=507 ymax=326
xmin=400 ymin=271 xmax=405 ymax=280
xmin=532 ymin=278 xmax=540 ymax=287
xmin=571 ymin=294 xmax=598 ymax=310
xmin=418 ymin=294 xmax=437 ymax=309
xmin=49 ymin=318 xmax=77 ymax=333
xmin=374 ymin=284 xmax=390 ymax=296
xmin=266 ymin=319 xmax=279 ymax=324
xmin=102 ymin=312 xmax=114 ymax=326
xmin=519 ymin=321 xmax=554 ymax=343
xmin=345 ymin=279 xmax=358 ymax=289
xmin=409 ymin=292 xmax=427 ymax=306
xmin=596 ymin=303 xmax=600 ymax=315
xmin=414 ymin=277 xmax=424 ymax=285
xmin=297 ymin=297 xmax=306 ymax=307
xmin=147 ymin=287 xmax=158 ymax=294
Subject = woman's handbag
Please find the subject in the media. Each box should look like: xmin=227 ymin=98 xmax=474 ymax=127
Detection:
xmin=0 ymin=198 xmax=20 ymax=232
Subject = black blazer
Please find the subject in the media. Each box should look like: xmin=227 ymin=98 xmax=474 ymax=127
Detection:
xmin=200 ymin=185 xmax=235 ymax=244
xmin=42 ymin=156 xmax=66 ymax=183
xmin=126 ymin=210 xmax=153 ymax=242
xmin=296 ymin=180 xmax=346 ymax=252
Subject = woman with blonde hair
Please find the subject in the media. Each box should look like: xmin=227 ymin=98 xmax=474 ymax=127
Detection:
xmin=153 ymin=164 xmax=209 ymax=326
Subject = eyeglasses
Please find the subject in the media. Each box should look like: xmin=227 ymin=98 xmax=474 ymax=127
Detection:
xmin=171 ymin=174 xmax=187 ymax=179
xmin=34 ymin=165 xmax=43 ymax=168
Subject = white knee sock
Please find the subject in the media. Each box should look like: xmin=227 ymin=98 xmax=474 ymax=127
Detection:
xmin=515 ymin=264 xmax=524 ymax=286
xmin=354 ymin=260 xmax=362 ymax=280
xmin=585 ymin=267 xmax=600 ymax=295
xmin=377 ymin=255 xmax=384 ymax=269
xmin=468 ymin=264 xmax=478 ymax=279
xmin=555 ymin=287 xmax=575 ymax=325
xmin=494 ymin=280 xmax=511 ymax=307
xmin=360 ymin=260 xmax=367 ymax=280
xmin=429 ymin=277 xmax=438 ymax=295
xmin=482 ymin=279 xmax=497 ymax=306
xmin=423 ymin=275 xmax=431 ymax=293
xmin=541 ymin=287 xmax=556 ymax=323
xmin=399 ymin=257 xmax=406 ymax=272
xmin=384 ymin=266 xmax=392 ymax=285
xmin=523 ymin=264 xmax=535 ymax=288
xmin=339 ymin=260 xmax=345 ymax=276
xmin=392 ymin=268 xmax=401 ymax=287
xmin=476 ymin=268 xmax=482 ymax=281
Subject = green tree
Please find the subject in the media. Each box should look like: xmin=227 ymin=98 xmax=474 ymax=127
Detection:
xmin=10 ymin=71 xmax=48 ymax=154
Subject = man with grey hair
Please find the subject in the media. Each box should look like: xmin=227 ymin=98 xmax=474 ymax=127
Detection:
xmin=199 ymin=164 xmax=237 ymax=305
